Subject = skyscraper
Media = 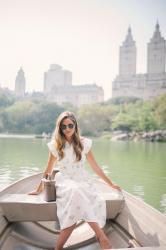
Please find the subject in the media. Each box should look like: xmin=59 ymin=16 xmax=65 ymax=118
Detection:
xmin=119 ymin=27 xmax=137 ymax=76
xmin=147 ymin=22 xmax=166 ymax=75
xmin=43 ymin=64 xmax=72 ymax=93
xmin=15 ymin=67 xmax=26 ymax=97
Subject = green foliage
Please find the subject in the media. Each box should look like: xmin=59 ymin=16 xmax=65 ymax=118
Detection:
xmin=77 ymin=104 xmax=117 ymax=136
xmin=106 ymin=96 xmax=141 ymax=105
xmin=1 ymin=99 xmax=64 ymax=134
xmin=32 ymin=102 xmax=64 ymax=134
xmin=136 ymin=102 xmax=158 ymax=131
xmin=0 ymin=91 xmax=165 ymax=135
xmin=153 ymin=94 xmax=166 ymax=129
xmin=0 ymin=91 xmax=15 ymax=108
xmin=112 ymin=113 xmax=138 ymax=132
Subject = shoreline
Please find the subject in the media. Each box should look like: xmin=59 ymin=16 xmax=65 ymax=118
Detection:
xmin=101 ymin=130 xmax=166 ymax=142
xmin=1 ymin=130 xmax=166 ymax=142
xmin=0 ymin=133 xmax=36 ymax=139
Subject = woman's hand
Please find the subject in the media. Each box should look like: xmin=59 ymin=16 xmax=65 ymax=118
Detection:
xmin=28 ymin=180 xmax=44 ymax=195
xmin=28 ymin=189 xmax=42 ymax=195
xmin=109 ymin=183 xmax=121 ymax=191
xmin=28 ymin=153 xmax=56 ymax=196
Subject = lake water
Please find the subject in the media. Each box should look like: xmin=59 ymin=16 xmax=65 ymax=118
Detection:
xmin=0 ymin=137 xmax=166 ymax=214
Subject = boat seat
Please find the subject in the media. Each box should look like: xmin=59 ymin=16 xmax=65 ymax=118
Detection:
xmin=0 ymin=193 xmax=58 ymax=222
xmin=0 ymin=181 xmax=125 ymax=222
xmin=116 ymin=247 xmax=166 ymax=250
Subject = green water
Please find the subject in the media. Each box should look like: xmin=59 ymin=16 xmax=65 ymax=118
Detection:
xmin=0 ymin=137 xmax=166 ymax=214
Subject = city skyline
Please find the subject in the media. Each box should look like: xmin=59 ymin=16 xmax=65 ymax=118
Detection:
xmin=0 ymin=0 xmax=166 ymax=100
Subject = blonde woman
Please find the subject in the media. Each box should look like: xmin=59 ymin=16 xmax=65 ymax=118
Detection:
xmin=29 ymin=111 xmax=121 ymax=250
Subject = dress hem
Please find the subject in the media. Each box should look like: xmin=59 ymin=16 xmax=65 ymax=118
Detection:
xmin=60 ymin=219 xmax=106 ymax=230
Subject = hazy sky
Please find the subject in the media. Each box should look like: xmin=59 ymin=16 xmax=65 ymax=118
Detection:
xmin=0 ymin=0 xmax=166 ymax=100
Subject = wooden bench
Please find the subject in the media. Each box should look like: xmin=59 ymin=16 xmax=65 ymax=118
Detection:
xmin=0 ymin=182 xmax=124 ymax=222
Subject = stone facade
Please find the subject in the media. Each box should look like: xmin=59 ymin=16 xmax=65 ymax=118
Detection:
xmin=43 ymin=64 xmax=72 ymax=93
xmin=15 ymin=68 xmax=26 ymax=97
xmin=119 ymin=27 xmax=137 ymax=76
xmin=47 ymin=84 xmax=104 ymax=107
xmin=112 ymin=23 xmax=166 ymax=99
xmin=44 ymin=64 xmax=104 ymax=106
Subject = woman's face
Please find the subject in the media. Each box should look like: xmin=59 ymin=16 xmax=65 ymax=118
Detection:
xmin=61 ymin=118 xmax=75 ymax=141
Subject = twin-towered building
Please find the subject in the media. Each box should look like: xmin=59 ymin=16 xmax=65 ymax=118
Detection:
xmin=112 ymin=22 xmax=166 ymax=99
xmin=15 ymin=22 xmax=166 ymax=104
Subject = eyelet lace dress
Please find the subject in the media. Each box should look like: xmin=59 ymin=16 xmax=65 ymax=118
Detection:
xmin=47 ymin=137 xmax=106 ymax=230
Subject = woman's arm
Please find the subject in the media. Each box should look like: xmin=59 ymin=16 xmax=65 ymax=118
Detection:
xmin=29 ymin=152 xmax=57 ymax=195
xmin=86 ymin=150 xmax=121 ymax=191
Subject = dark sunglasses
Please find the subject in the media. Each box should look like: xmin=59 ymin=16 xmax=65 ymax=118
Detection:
xmin=61 ymin=123 xmax=75 ymax=130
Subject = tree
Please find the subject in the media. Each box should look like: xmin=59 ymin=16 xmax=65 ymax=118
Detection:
xmin=0 ymin=91 xmax=15 ymax=108
xmin=1 ymin=100 xmax=64 ymax=133
xmin=153 ymin=94 xmax=166 ymax=129
xmin=78 ymin=104 xmax=118 ymax=136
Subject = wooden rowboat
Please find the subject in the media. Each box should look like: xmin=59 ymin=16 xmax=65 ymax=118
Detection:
xmin=0 ymin=172 xmax=166 ymax=250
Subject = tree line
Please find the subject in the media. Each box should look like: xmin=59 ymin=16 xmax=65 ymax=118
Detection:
xmin=0 ymin=90 xmax=166 ymax=136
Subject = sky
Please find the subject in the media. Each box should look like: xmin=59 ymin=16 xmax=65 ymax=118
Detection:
xmin=0 ymin=0 xmax=166 ymax=100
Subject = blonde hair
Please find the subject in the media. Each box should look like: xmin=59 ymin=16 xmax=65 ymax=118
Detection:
xmin=53 ymin=111 xmax=83 ymax=161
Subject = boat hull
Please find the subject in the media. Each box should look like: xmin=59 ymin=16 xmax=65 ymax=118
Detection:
xmin=0 ymin=173 xmax=166 ymax=250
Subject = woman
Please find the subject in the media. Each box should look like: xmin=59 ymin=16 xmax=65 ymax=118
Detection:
xmin=29 ymin=111 xmax=121 ymax=250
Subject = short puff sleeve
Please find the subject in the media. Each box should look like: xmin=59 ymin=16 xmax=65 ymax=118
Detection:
xmin=83 ymin=137 xmax=92 ymax=154
xmin=47 ymin=140 xmax=58 ymax=158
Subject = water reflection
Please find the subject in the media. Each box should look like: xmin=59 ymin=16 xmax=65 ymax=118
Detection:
xmin=133 ymin=185 xmax=145 ymax=200
xmin=101 ymin=165 xmax=110 ymax=175
xmin=160 ymin=194 xmax=166 ymax=215
xmin=0 ymin=138 xmax=166 ymax=214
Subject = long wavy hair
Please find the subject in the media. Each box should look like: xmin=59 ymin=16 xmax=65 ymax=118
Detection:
xmin=53 ymin=111 xmax=83 ymax=161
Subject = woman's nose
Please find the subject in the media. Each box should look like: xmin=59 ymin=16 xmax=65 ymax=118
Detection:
xmin=66 ymin=127 xmax=71 ymax=132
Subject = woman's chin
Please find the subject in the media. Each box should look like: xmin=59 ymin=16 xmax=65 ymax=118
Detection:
xmin=65 ymin=133 xmax=73 ymax=140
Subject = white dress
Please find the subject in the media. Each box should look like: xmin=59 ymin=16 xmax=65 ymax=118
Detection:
xmin=47 ymin=137 xmax=106 ymax=230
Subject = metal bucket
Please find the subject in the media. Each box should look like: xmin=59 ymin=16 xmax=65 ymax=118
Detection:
xmin=42 ymin=177 xmax=56 ymax=202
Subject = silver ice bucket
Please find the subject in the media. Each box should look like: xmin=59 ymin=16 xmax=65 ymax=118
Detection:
xmin=42 ymin=173 xmax=57 ymax=202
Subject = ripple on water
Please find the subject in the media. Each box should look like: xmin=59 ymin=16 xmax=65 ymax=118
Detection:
xmin=160 ymin=194 xmax=166 ymax=215
xmin=1 ymin=138 xmax=166 ymax=214
xmin=132 ymin=185 xmax=145 ymax=201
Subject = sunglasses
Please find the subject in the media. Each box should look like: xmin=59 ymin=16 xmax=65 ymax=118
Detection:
xmin=61 ymin=123 xmax=75 ymax=130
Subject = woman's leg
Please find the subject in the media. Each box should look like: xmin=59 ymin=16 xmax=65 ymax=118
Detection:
xmin=88 ymin=222 xmax=112 ymax=249
xmin=54 ymin=223 xmax=76 ymax=250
